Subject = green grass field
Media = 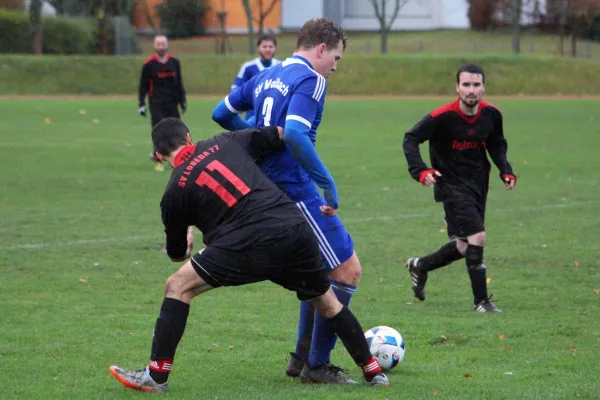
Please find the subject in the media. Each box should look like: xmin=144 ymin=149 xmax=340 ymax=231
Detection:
xmin=1 ymin=98 xmax=599 ymax=399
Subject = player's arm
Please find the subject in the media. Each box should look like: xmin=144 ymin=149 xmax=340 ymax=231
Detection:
xmin=212 ymin=76 xmax=257 ymax=131
xmin=138 ymin=63 xmax=150 ymax=108
xmin=175 ymin=59 xmax=187 ymax=112
xmin=486 ymin=109 xmax=517 ymax=188
xmin=230 ymin=63 xmax=247 ymax=90
xmin=222 ymin=126 xmax=283 ymax=158
xmin=403 ymin=114 xmax=440 ymax=186
xmin=161 ymin=193 xmax=192 ymax=262
xmin=284 ymin=75 xmax=339 ymax=209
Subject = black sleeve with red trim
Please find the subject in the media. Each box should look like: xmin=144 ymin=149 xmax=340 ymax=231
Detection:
xmin=403 ymin=114 xmax=437 ymax=182
xmin=486 ymin=108 xmax=514 ymax=179
xmin=138 ymin=62 xmax=151 ymax=107
xmin=160 ymin=190 xmax=189 ymax=260
xmin=222 ymin=126 xmax=282 ymax=159
xmin=175 ymin=58 xmax=187 ymax=107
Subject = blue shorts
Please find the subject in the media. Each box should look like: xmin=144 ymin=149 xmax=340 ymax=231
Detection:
xmin=295 ymin=195 xmax=355 ymax=271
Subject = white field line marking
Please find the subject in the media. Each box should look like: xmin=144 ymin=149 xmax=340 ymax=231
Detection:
xmin=1 ymin=200 xmax=598 ymax=251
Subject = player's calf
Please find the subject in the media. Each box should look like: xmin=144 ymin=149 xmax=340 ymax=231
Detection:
xmin=310 ymin=289 xmax=389 ymax=386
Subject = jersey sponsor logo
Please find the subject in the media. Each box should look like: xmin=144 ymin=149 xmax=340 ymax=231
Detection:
xmin=254 ymin=78 xmax=290 ymax=97
xmin=452 ymin=140 xmax=486 ymax=151
xmin=157 ymin=72 xmax=175 ymax=79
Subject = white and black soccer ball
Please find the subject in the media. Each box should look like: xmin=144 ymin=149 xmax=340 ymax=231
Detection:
xmin=364 ymin=326 xmax=405 ymax=371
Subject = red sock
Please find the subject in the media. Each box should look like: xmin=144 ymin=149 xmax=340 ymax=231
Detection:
xmin=361 ymin=357 xmax=382 ymax=376
xmin=148 ymin=359 xmax=173 ymax=383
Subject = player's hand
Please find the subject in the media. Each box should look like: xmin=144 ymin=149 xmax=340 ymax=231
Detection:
xmin=323 ymin=188 xmax=339 ymax=212
xmin=320 ymin=205 xmax=337 ymax=217
xmin=138 ymin=105 xmax=146 ymax=117
xmin=276 ymin=126 xmax=284 ymax=139
xmin=502 ymin=173 xmax=517 ymax=190
xmin=419 ymin=169 xmax=442 ymax=186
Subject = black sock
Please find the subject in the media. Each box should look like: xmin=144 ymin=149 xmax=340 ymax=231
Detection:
xmin=148 ymin=297 xmax=190 ymax=384
xmin=465 ymin=244 xmax=488 ymax=304
xmin=418 ymin=241 xmax=464 ymax=272
xmin=327 ymin=306 xmax=375 ymax=368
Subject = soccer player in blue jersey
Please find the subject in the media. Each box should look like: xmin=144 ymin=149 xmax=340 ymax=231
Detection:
xmin=231 ymin=35 xmax=280 ymax=121
xmin=212 ymin=18 xmax=365 ymax=384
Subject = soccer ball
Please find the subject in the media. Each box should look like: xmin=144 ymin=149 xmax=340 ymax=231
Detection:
xmin=364 ymin=326 xmax=405 ymax=371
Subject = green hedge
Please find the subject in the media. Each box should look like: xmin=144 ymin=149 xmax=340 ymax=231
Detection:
xmin=1 ymin=54 xmax=600 ymax=95
xmin=0 ymin=10 xmax=96 ymax=54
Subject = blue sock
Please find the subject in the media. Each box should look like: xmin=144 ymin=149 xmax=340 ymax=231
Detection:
xmin=308 ymin=280 xmax=356 ymax=368
xmin=294 ymin=301 xmax=314 ymax=360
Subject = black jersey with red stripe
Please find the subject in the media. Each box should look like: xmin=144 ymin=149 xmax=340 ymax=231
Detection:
xmin=403 ymin=99 xmax=514 ymax=202
xmin=160 ymin=127 xmax=306 ymax=259
xmin=138 ymin=54 xmax=186 ymax=106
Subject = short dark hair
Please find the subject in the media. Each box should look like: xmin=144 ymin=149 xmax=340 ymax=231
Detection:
xmin=296 ymin=18 xmax=347 ymax=51
xmin=257 ymin=34 xmax=277 ymax=47
xmin=456 ymin=64 xmax=485 ymax=83
xmin=152 ymin=118 xmax=189 ymax=156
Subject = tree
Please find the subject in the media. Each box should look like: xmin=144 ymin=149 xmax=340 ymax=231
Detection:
xmin=241 ymin=0 xmax=255 ymax=55
xmin=511 ymin=0 xmax=522 ymax=54
xmin=369 ymin=0 xmax=410 ymax=54
xmin=253 ymin=0 xmax=278 ymax=37
xmin=29 ymin=0 xmax=43 ymax=56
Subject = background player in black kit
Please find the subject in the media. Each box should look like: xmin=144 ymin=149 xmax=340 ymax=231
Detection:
xmin=402 ymin=64 xmax=517 ymax=313
xmin=138 ymin=35 xmax=187 ymax=170
xmin=109 ymin=118 xmax=389 ymax=392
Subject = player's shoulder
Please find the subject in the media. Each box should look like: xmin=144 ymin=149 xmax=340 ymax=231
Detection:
xmin=480 ymin=100 xmax=502 ymax=116
xmin=143 ymin=55 xmax=158 ymax=65
xmin=429 ymin=99 xmax=461 ymax=118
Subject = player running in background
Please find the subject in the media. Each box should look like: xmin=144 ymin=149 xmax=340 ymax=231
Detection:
xmin=212 ymin=18 xmax=365 ymax=384
xmin=138 ymin=35 xmax=187 ymax=171
xmin=402 ymin=64 xmax=517 ymax=313
xmin=108 ymin=118 xmax=389 ymax=392
xmin=231 ymin=35 xmax=280 ymax=122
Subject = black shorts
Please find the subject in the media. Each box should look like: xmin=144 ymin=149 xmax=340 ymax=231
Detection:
xmin=190 ymin=221 xmax=330 ymax=301
xmin=149 ymin=103 xmax=180 ymax=127
xmin=443 ymin=194 xmax=486 ymax=240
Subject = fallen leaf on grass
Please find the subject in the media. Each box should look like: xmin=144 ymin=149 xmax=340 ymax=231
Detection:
xmin=92 ymin=118 xmax=100 ymax=124
xmin=504 ymin=371 xmax=513 ymax=375
xmin=505 ymin=346 xmax=512 ymax=351
xmin=125 ymin=330 xmax=132 ymax=335
xmin=434 ymin=389 xmax=441 ymax=395
xmin=228 ymin=346 xmax=234 ymax=350
xmin=498 ymin=333 xmax=505 ymax=340
xmin=541 ymin=244 xmax=547 ymax=248
xmin=439 ymin=228 xmax=447 ymax=233
xmin=79 ymin=278 xmax=88 ymax=283
xmin=441 ymin=335 xmax=448 ymax=342
xmin=44 ymin=117 xmax=52 ymax=124
xmin=570 ymin=346 xmax=576 ymax=353
xmin=383 ymin=186 xmax=390 ymax=191
xmin=207 ymin=348 xmax=212 ymax=353
xmin=100 ymin=206 xmax=104 ymax=210
xmin=464 ymin=373 xmax=472 ymax=378
xmin=593 ymin=288 xmax=599 ymax=295
xmin=573 ymin=260 xmax=580 ymax=268
xmin=405 ymin=302 xmax=413 ymax=306
xmin=79 ymin=109 xmax=87 ymax=116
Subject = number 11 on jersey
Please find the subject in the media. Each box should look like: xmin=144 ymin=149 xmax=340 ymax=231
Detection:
xmin=262 ymin=96 xmax=274 ymax=126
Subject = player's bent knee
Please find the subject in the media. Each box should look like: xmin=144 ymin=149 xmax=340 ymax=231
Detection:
xmin=328 ymin=252 xmax=362 ymax=286
xmin=310 ymin=288 xmax=343 ymax=319
xmin=456 ymin=239 xmax=469 ymax=255
xmin=467 ymin=231 xmax=486 ymax=247
xmin=165 ymin=261 xmax=214 ymax=301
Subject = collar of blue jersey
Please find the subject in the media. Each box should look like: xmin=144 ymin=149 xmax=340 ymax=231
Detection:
xmin=290 ymin=55 xmax=313 ymax=69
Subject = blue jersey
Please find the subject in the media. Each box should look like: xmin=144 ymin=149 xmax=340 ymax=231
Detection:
xmin=231 ymin=58 xmax=280 ymax=120
xmin=226 ymin=55 xmax=327 ymax=202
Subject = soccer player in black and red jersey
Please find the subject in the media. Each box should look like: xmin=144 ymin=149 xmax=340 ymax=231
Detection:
xmin=138 ymin=35 xmax=187 ymax=169
xmin=402 ymin=64 xmax=517 ymax=313
xmin=109 ymin=118 xmax=389 ymax=392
